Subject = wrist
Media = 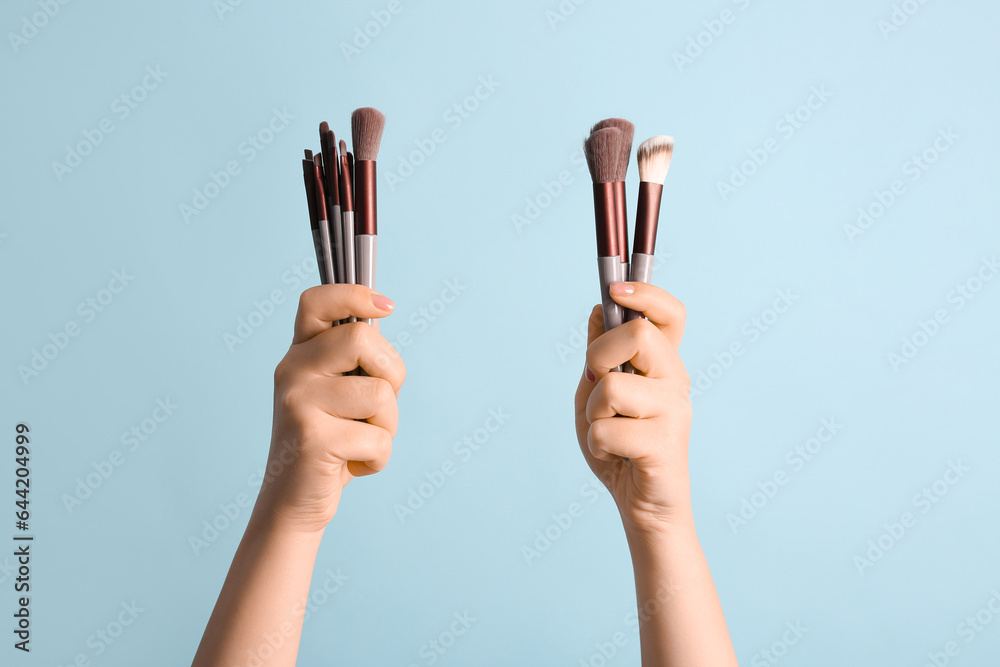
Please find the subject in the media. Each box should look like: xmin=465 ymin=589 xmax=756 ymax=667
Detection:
xmin=247 ymin=492 xmax=331 ymax=540
xmin=622 ymin=504 xmax=697 ymax=545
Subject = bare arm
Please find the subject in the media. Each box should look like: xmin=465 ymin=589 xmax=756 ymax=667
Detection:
xmin=574 ymin=282 xmax=738 ymax=666
xmin=193 ymin=285 xmax=404 ymax=666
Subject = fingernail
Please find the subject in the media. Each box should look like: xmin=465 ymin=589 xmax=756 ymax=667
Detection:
xmin=610 ymin=283 xmax=634 ymax=296
xmin=372 ymin=293 xmax=394 ymax=311
xmin=584 ymin=366 xmax=596 ymax=382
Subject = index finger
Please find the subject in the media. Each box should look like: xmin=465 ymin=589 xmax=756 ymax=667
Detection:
xmin=293 ymin=285 xmax=395 ymax=343
xmin=608 ymin=282 xmax=686 ymax=349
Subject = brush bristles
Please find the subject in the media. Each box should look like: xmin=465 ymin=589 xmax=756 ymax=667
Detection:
xmin=584 ymin=128 xmax=622 ymax=184
xmin=351 ymin=107 xmax=386 ymax=161
xmin=637 ymin=136 xmax=674 ymax=185
xmin=319 ymin=121 xmax=330 ymax=134
xmin=591 ymin=118 xmax=634 ymax=181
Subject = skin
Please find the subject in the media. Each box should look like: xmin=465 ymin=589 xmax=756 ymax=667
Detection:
xmin=193 ymin=281 xmax=736 ymax=666
xmin=575 ymin=281 xmax=738 ymax=666
xmin=192 ymin=285 xmax=404 ymax=667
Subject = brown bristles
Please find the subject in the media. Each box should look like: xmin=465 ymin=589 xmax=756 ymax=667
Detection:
xmin=584 ymin=128 xmax=622 ymax=184
xmin=351 ymin=107 xmax=386 ymax=162
xmin=591 ymin=118 xmax=634 ymax=181
xmin=304 ymin=149 xmax=313 ymax=160
xmin=319 ymin=121 xmax=329 ymax=134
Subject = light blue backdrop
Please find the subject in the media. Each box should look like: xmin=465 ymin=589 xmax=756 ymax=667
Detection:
xmin=2 ymin=0 xmax=999 ymax=664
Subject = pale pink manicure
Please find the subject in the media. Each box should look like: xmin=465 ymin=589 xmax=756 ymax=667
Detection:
xmin=371 ymin=294 xmax=394 ymax=311
xmin=585 ymin=366 xmax=596 ymax=382
xmin=610 ymin=282 xmax=634 ymax=296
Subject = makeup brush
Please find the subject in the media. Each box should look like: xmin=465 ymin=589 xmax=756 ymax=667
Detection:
xmin=627 ymin=135 xmax=674 ymax=322
xmin=312 ymin=153 xmax=337 ymax=287
xmin=301 ymin=150 xmax=329 ymax=285
xmin=320 ymin=123 xmax=344 ymax=284
xmin=591 ymin=118 xmax=635 ymax=317
xmin=351 ymin=107 xmax=386 ymax=327
xmin=338 ymin=139 xmax=356 ymax=287
xmin=585 ymin=127 xmax=625 ymax=344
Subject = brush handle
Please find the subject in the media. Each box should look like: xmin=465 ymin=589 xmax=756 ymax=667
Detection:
xmin=330 ymin=204 xmax=344 ymax=284
xmin=318 ymin=217 xmax=336 ymax=288
xmin=355 ymin=234 xmax=377 ymax=327
xmin=341 ymin=210 xmax=357 ymax=324
xmin=598 ymin=256 xmax=624 ymax=373
xmin=310 ymin=230 xmax=328 ymax=285
xmin=626 ymin=253 xmax=655 ymax=323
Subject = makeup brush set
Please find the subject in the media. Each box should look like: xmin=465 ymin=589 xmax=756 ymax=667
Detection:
xmin=301 ymin=107 xmax=385 ymax=326
xmin=584 ymin=118 xmax=674 ymax=370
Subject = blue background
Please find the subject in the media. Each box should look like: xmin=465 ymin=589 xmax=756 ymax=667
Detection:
xmin=2 ymin=0 xmax=999 ymax=664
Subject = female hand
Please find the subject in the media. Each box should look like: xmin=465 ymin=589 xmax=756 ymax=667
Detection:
xmin=256 ymin=284 xmax=406 ymax=533
xmin=574 ymin=282 xmax=692 ymax=535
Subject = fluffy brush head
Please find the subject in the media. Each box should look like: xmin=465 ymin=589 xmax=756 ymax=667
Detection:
xmin=591 ymin=118 xmax=634 ymax=181
xmin=584 ymin=128 xmax=622 ymax=184
xmin=351 ymin=107 xmax=386 ymax=162
xmin=637 ymin=135 xmax=674 ymax=185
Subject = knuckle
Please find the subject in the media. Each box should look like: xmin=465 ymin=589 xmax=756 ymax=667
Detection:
xmin=370 ymin=377 xmax=395 ymax=407
xmin=343 ymin=321 xmax=372 ymax=351
xmin=588 ymin=417 xmax=615 ymax=447
xmin=633 ymin=318 xmax=660 ymax=348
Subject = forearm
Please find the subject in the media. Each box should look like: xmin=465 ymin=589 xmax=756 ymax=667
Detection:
xmin=626 ymin=511 xmax=738 ymax=667
xmin=192 ymin=505 xmax=324 ymax=667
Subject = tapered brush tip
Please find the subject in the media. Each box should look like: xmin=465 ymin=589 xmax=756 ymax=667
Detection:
xmin=591 ymin=118 xmax=634 ymax=180
xmin=637 ymin=136 xmax=674 ymax=185
xmin=351 ymin=107 xmax=386 ymax=161
xmin=319 ymin=121 xmax=329 ymax=134
xmin=339 ymin=139 xmax=348 ymax=155
xmin=584 ymin=128 xmax=622 ymax=184
xmin=304 ymin=149 xmax=313 ymax=160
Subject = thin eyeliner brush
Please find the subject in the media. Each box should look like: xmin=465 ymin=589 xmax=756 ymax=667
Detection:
xmin=301 ymin=150 xmax=329 ymax=285
xmin=312 ymin=153 xmax=336 ymax=288
xmin=320 ymin=123 xmax=343 ymax=284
